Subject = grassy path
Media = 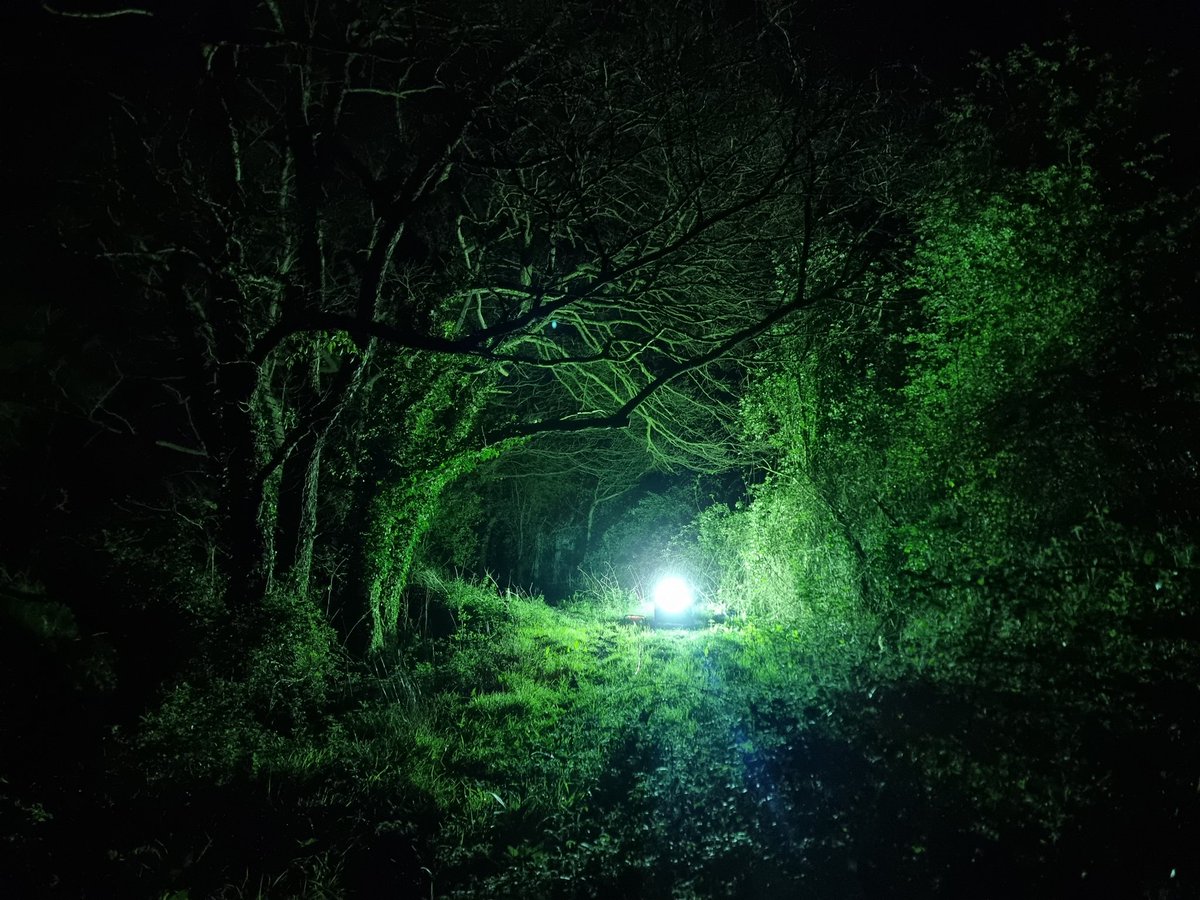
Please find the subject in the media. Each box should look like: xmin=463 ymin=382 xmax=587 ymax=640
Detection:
xmin=368 ymin=582 xmax=1193 ymax=898
xmin=7 ymin=577 xmax=1195 ymax=897
xmin=403 ymin=587 xmax=875 ymax=897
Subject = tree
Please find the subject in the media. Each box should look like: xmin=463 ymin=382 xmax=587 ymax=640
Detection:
xmin=882 ymin=42 xmax=1198 ymax=629
xmin=701 ymin=40 xmax=1199 ymax=650
xmin=681 ymin=45 xmax=1200 ymax=868
xmin=25 ymin=0 xmax=911 ymax=657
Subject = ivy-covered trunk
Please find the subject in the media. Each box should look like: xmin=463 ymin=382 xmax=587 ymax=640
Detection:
xmin=273 ymin=430 xmax=324 ymax=597
xmin=336 ymin=473 xmax=433 ymax=654
xmin=211 ymin=298 xmax=273 ymax=612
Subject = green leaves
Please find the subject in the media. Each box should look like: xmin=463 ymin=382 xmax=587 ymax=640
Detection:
xmin=904 ymin=164 xmax=1107 ymax=445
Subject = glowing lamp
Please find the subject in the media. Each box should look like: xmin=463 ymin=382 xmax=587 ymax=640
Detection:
xmin=652 ymin=575 xmax=694 ymax=617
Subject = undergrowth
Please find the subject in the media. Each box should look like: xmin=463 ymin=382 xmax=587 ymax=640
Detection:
xmin=98 ymin=571 xmax=874 ymax=897
xmin=17 ymin=569 xmax=1194 ymax=898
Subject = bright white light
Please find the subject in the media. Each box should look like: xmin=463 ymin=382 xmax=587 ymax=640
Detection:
xmin=652 ymin=576 xmax=694 ymax=615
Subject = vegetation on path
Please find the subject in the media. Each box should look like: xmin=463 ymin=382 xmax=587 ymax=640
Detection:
xmin=60 ymin=569 xmax=1179 ymax=898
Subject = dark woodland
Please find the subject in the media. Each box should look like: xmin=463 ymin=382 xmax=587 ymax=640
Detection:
xmin=1 ymin=1 xmax=1198 ymax=896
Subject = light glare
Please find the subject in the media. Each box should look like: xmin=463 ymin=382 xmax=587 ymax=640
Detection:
xmin=653 ymin=576 xmax=694 ymax=615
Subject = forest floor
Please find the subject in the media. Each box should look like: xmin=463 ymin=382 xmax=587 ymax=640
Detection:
xmin=6 ymin=575 xmax=1195 ymax=898
xmin=348 ymin=579 xmax=1193 ymax=899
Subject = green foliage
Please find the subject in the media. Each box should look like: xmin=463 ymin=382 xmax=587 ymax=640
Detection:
xmin=738 ymin=341 xmax=820 ymax=474
xmin=650 ymin=47 xmax=1200 ymax=895
xmin=136 ymin=588 xmax=342 ymax=785
xmin=6 ymin=26 xmax=1197 ymax=900
xmin=419 ymin=483 xmax=485 ymax=572
xmin=697 ymin=477 xmax=865 ymax=639
xmin=906 ymin=165 xmax=1105 ymax=401
xmin=724 ymin=42 xmax=1200 ymax=670
xmin=359 ymin=444 xmax=502 ymax=652
xmin=569 ymin=569 xmax=647 ymax=622
xmin=402 ymin=576 xmax=866 ymax=898
xmin=945 ymin=40 xmax=1160 ymax=174
xmin=848 ymin=160 xmax=1119 ymax=629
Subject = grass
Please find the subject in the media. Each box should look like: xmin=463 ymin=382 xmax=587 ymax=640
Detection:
xmin=24 ymin=570 xmax=1193 ymax=897
xmin=343 ymin=574 xmax=871 ymax=898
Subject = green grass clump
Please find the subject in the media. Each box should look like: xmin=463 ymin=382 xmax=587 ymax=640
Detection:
xmin=119 ymin=563 xmax=858 ymax=896
xmin=102 ymin=564 xmax=1196 ymax=899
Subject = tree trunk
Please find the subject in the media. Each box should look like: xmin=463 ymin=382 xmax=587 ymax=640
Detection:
xmin=216 ymin=358 xmax=272 ymax=611
xmin=336 ymin=479 xmax=378 ymax=656
xmin=274 ymin=430 xmax=324 ymax=597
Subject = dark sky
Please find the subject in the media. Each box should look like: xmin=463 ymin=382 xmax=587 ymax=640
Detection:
xmin=3 ymin=2 xmax=1196 ymax=97
xmin=822 ymin=0 xmax=1199 ymax=77
xmin=8 ymin=1 xmax=1198 ymax=62
xmin=1 ymin=0 xmax=1195 ymax=213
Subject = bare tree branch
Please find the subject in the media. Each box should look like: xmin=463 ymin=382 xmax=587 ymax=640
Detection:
xmin=42 ymin=4 xmax=152 ymax=18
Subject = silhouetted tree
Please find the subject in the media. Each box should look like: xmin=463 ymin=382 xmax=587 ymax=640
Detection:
xmin=32 ymin=0 xmax=912 ymax=651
